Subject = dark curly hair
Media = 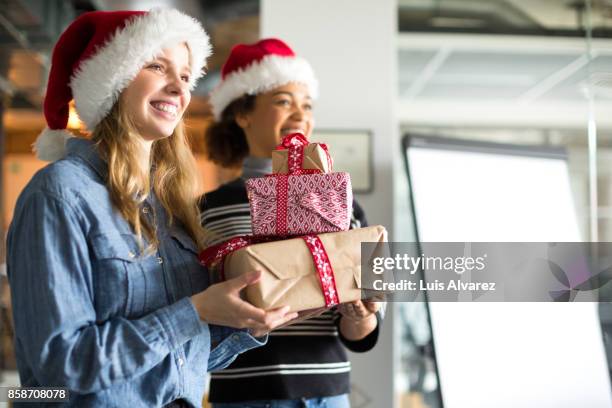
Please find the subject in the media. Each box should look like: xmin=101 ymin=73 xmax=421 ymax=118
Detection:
xmin=204 ymin=94 xmax=256 ymax=167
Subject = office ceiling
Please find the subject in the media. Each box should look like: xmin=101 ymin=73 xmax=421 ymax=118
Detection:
xmin=398 ymin=0 xmax=612 ymax=34
xmin=396 ymin=1 xmax=612 ymax=128
xmin=399 ymin=35 xmax=612 ymax=103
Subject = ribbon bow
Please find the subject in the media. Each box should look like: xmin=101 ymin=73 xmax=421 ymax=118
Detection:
xmin=276 ymin=133 xmax=309 ymax=150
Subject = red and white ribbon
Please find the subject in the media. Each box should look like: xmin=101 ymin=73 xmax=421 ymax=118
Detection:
xmin=198 ymin=236 xmax=256 ymax=280
xmin=301 ymin=235 xmax=340 ymax=307
xmin=275 ymin=175 xmax=289 ymax=235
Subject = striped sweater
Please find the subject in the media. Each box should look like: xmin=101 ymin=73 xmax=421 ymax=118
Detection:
xmin=200 ymin=176 xmax=380 ymax=402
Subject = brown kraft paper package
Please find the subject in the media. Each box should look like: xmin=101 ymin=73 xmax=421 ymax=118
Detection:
xmin=272 ymin=143 xmax=333 ymax=174
xmin=223 ymin=225 xmax=388 ymax=312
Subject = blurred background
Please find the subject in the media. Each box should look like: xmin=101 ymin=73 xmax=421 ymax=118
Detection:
xmin=1 ymin=0 xmax=612 ymax=407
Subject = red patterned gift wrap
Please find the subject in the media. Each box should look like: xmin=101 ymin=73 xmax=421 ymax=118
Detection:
xmin=246 ymin=172 xmax=353 ymax=237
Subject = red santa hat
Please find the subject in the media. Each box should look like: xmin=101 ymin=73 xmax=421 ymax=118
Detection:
xmin=209 ymin=38 xmax=318 ymax=120
xmin=34 ymin=8 xmax=210 ymax=161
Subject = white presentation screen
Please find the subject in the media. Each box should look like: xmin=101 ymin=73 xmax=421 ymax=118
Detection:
xmin=405 ymin=136 xmax=612 ymax=408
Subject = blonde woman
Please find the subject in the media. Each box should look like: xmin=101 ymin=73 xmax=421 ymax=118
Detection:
xmin=6 ymin=10 xmax=295 ymax=408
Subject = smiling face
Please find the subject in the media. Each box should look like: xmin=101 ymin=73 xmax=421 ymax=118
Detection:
xmin=236 ymin=82 xmax=314 ymax=158
xmin=121 ymin=43 xmax=192 ymax=143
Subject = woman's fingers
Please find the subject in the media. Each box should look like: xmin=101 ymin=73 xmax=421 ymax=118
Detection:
xmin=267 ymin=310 xmax=299 ymax=330
xmin=363 ymin=300 xmax=380 ymax=313
xmin=351 ymin=300 xmax=366 ymax=314
xmin=233 ymin=298 xmax=269 ymax=324
xmin=264 ymin=306 xmax=297 ymax=326
xmin=224 ymin=270 xmax=262 ymax=292
xmin=339 ymin=301 xmax=362 ymax=315
xmin=236 ymin=302 xmax=296 ymax=327
xmin=243 ymin=306 xmax=298 ymax=334
xmin=243 ymin=318 xmax=269 ymax=331
xmin=337 ymin=300 xmax=377 ymax=322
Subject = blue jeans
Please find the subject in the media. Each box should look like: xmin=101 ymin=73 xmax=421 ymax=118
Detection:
xmin=212 ymin=394 xmax=350 ymax=408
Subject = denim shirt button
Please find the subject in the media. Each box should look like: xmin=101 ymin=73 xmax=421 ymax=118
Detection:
xmin=128 ymin=251 xmax=136 ymax=259
xmin=177 ymin=358 xmax=184 ymax=367
xmin=142 ymin=206 xmax=149 ymax=214
xmin=157 ymin=257 xmax=163 ymax=264
xmin=231 ymin=334 xmax=240 ymax=341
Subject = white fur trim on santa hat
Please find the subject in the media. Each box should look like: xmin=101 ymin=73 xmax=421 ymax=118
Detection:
xmin=71 ymin=8 xmax=210 ymax=130
xmin=33 ymin=128 xmax=74 ymax=162
xmin=209 ymin=54 xmax=318 ymax=120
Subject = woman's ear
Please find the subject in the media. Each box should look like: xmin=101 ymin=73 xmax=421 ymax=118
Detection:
xmin=235 ymin=112 xmax=250 ymax=130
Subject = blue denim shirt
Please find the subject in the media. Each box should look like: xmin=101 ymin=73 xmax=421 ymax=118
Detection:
xmin=6 ymin=138 xmax=266 ymax=407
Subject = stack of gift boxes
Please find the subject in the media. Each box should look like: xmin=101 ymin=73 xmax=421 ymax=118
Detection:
xmin=199 ymin=133 xmax=387 ymax=312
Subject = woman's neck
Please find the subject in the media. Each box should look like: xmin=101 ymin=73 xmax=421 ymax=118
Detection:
xmin=139 ymin=139 xmax=153 ymax=173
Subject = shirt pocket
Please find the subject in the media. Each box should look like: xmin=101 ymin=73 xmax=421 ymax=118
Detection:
xmin=89 ymin=232 xmax=147 ymax=320
xmin=171 ymin=229 xmax=198 ymax=254
xmin=170 ymin=229 xmax=209 ymax=294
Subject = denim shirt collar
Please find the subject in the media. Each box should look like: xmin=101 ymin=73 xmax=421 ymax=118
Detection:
xmin=66 ymin=137 xmax=108 ymax=181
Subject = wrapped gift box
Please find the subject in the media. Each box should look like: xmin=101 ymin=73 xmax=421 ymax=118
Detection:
xmin=272 ymin=142 xmax=333 ymax=174
xmin=221 ymin=225 xmax=388 ymax=312
xmin=246 ymin=172 xmax=353 ymax=236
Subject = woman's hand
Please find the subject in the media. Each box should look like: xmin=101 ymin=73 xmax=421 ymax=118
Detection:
xmin=191 ymin=271 xmax=298 ymax=337
xmin=337 ymin=300 xmax=379 ymax=341
xmin=338 ymin=300 xmax=379 ymax=321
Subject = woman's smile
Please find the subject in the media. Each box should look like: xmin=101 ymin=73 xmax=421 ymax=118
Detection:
xmin=150 ymin=100 xmax=179 ymax=119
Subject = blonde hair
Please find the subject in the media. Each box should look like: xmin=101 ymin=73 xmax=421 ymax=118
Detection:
xmin=91 ymin=99 xmax=204 ymax=252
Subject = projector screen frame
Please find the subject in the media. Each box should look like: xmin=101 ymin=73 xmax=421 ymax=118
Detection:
xmin=400 ymin=133 xmax=583 ymax=408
